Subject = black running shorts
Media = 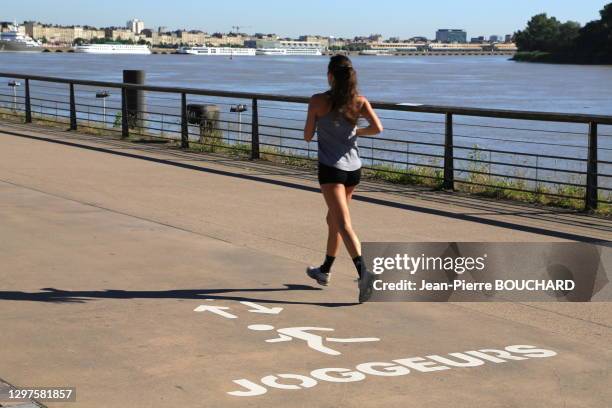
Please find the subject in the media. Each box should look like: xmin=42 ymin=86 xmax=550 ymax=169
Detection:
xmin=318 ymin=162 xmax=362 ymax=187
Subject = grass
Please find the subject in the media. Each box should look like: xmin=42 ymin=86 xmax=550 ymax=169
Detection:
xmin=1 ymin=107 xmax=610 ymax=217
xmin=364 ymin=162 xmax=444 ymax=189
xmin=454 ymin=148 xmax=611 ymax=216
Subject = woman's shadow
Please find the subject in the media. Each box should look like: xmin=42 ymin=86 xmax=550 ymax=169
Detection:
xmin=0 ymin=284 xmax=360 ymax=307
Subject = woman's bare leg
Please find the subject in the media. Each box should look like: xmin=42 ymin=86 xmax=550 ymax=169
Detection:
xmin=321 ymin=184 xmax=360 ymax=258
xmin=325 ymin=185 xmax=356 ymax=256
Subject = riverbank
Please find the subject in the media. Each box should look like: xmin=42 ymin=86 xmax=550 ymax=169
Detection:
xmin=512 ymin=51 xmax=612 ymax=65
xmin=512 ymin=51 xmax=557 ymax=63
xmin=36 ymin=47 xmax=516 ymax=57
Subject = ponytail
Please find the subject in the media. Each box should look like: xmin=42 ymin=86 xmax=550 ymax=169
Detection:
xmin=328 ymin=55 xmax=360 ymax=125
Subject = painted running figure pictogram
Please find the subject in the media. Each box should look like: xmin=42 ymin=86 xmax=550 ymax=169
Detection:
xmin=247 ymin=324 xmax=380 ymax=355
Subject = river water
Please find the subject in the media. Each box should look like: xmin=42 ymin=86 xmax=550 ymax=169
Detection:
xmin=1 ymin=53 xmax=611 ymax=191
xmin=1 ymin=53 xmax=612 ymax=113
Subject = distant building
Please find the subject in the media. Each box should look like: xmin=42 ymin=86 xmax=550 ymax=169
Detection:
xmin=435 ymin=29 xmax=467 ymax=43
xmin=253 ymin=33 xmax=279 ymax=40
xmin=206 ymin=34 xmax=246 ymax=46
xmin=150 ymin=31 xmax=180 ymax=46
xmin=409 ymin=36 xmax=428 ymax=42
xmin=368 ymin=42 xmax=422 ymax=51
xmin=328 ymin=37 xmax=348 ymax=48
xmin=489 ymin=35 xmax=500 ymax=43
xmin=176 ymin=30 xmax=207 ymax=45
xmin=504 ymin=34 xmax=513 ymax=43
xmin=494 ymin=43 xmax=518 ymax=51
xmin=470 ymin=36 xmax=485 ymax=43
xmin=126 ymin=19 xmax=145 ymax=35
xmin=1 ymin=21 xmax=24 ymax=34
xmin=429 ymin=43 xmax=484 ymax=51
xmin=105 ymin=27 xmax=136 ymax=41
xmin=244 ymin=39 xmax=273 ymax=48
xmin=281 ymin=40 xmax=324 ymax=49
xmin=298 ymin=35 xmax=330 ymax=47
xmin=244 ymin=39 xmax=325 ymax=51
xmin=24 ymin=22 xmax=105 ymax=44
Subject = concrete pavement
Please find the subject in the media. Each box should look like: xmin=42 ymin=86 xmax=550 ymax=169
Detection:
xmin=0 ymin=122 xmax=610 ymax=407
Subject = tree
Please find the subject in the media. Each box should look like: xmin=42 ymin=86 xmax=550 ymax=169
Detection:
xmin=574 ymin=3 xmax=612 ymax=63
xmin=556 ymin=21 xmax=581 ymax=53
xmin=514 ymin=2 xmax=612 ymax=63
xmin=513 ymin=13 xmax=562 ymax=52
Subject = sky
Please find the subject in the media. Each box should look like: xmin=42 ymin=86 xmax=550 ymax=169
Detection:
xmin=2 ymin=0 xmax=609 ymax=38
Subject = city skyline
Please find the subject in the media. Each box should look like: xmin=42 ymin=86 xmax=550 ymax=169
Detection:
xmin=2 ymin=0 xmax=609 ymax=39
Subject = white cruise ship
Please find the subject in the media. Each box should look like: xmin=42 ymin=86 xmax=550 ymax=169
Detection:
xmin=74 ymin=44 xmax=152 ymax=55
xmin=178 ymin=47 xmax=256 ymax=56
xmin=256 ymin=48 xmax=322 ymax=56
xmin=0 ymin=23 xmax=42 ymax=52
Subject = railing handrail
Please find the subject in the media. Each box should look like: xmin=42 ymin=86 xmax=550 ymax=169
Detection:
xmin=1 ymin=71 xmax=612 ymax=125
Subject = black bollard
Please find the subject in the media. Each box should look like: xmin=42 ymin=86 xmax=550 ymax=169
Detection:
xmin=123 ymin=70 xmax=145 ymax=130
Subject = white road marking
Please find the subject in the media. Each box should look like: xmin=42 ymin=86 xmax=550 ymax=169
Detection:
xmin=240 ymin=301 xmax=283 ymax=315
xmin=247 ymin=325 xmax=380 ymax=356
xmin=327 ymin=337 xmax=380 ymax=343
xmin=194 ymin=304 xmax=238 ymax=319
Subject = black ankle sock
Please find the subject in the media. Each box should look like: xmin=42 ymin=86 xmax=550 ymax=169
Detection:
xmin=352 ymin=255 xmax=365 ymax=278
xmin=320 ymin=255 xmax=335 ymax=274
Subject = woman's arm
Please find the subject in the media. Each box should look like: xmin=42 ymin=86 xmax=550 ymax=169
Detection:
xmin=303 ymin=95 xmax=319 ymax=142
xmin=355 ymin=97 xmax=383 ymax=137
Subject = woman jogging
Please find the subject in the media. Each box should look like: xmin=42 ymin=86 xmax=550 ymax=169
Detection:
xmin=303 ymin=55 xmax=383 ymax=303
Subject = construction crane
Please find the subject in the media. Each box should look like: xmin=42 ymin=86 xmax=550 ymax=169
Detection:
xmin=231 ymin=25 xmax=252 ymax=35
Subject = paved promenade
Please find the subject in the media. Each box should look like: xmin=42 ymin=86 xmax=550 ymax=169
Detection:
xmin=0 ymin=122 xmax=610 ymax=407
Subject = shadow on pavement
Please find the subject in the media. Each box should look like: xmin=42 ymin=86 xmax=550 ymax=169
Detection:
xmin=0 ymin=284 xmax=360 ymax=307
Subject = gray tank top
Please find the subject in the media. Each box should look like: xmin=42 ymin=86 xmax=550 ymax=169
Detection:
xmin=317 ymin=111 xmax=362 ymax=171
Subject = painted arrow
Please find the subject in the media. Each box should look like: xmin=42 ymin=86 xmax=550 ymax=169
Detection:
xmin=240 ymin=301 xmax=283 ymax=315
xmin=194 ymin=304 xmax=237 ymax=319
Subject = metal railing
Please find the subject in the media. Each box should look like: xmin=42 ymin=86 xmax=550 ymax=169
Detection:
xmin=0 ymin=71 xmax=611 ymax=211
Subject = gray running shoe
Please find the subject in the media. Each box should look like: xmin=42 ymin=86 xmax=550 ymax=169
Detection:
xmin=306 ymin=266 xmax=330 ymax=286
xmin=358 ymin=271 xmax=375 ymax=303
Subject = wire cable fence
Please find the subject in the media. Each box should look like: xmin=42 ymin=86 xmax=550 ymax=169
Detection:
xmin=0 ymin=72 xmax=610 ymax=213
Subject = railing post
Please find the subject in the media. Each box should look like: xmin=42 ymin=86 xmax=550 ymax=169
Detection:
xmin=24 ymin=78 xmax=32 ymax=124
xmin=69 ymin=82 xmax=77 ymax=130
xmin=121 ymin=87 xmax=129 ymax=139
xmin=251 ymin=97 xmax=260 ymax=160
xmin=585 ymin=121 xmax=598 ymax=211
xmin=181 ymin=92 xmax=189 ymax=148
xmin=443 ymin=112 xmax=454 ymax=190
